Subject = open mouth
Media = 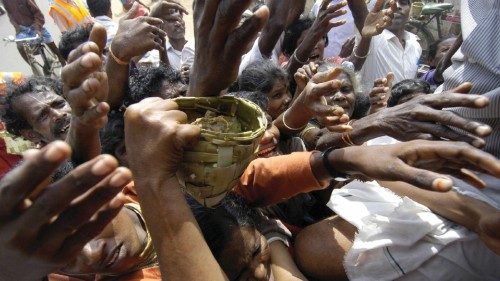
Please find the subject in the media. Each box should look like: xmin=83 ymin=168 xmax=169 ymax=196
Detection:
xmin=59 ymin=123 xmax=70 ymax=134
xmin=308 ymin=53 xmax=321 ymax=61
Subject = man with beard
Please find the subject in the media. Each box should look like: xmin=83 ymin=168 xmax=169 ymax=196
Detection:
xmin=348 ymin=0 xmax=422 ymax=92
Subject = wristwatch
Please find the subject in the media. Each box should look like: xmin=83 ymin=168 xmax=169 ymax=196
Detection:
xmin=321 ymin=147 xmax=350 ymax=181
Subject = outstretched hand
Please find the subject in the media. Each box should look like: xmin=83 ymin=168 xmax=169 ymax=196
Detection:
xmin=0 ymin=141 xmax=130 ymax=281
xmin=361 ymin=0 xmax=396 ymax=37
xmin=149 ymin=0 xmax=188 ymax=20
xmin=124 ymin=98 xmax=201 ymax=179
xmin=188 ymin=0 xmax=269 ymax=97
xmin=368 ymin=72 xmax=394 ymax=114
xmin=329 ymin=140 xmax=500 ymax=191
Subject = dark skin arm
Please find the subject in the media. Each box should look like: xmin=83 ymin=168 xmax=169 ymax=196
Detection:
xmin=106 ymin=3 xmax=167 ymax=109
xmin=317 ymin=82 xmax=493 ymax=150
xmin=62 ymin=25 xmax=109 ymax=164
xmin=0 ymin=141 xmax=131 ymax=281
xmin=434 ymin=34 xmax=463 ymax=83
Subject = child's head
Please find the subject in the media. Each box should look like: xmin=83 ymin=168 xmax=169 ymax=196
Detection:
xmin=388 ymin=79 xmax=431 ymax=107
xmin=428 ymin=36 xmax=457 ymax=67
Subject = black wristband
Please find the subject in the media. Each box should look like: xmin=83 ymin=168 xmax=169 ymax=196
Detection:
xmin=321 ymin=147 xmax=349 ymax=180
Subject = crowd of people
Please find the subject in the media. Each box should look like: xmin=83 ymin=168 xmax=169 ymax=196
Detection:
xmin=0 ymin=0 xmax=499 ymax=280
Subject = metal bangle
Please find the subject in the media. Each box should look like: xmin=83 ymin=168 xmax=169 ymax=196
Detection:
xmin=109 ymin=46 xmax=129 ymax=66
xmin=321 ymin=147 xmax=350 ymax=180
xmin=282 ymin=109 xmax=306 ymax=131
xmin=292 ymin=50 xmax=308 ymax=65
xmin=353 ymin=47 xmax=370 ymax=59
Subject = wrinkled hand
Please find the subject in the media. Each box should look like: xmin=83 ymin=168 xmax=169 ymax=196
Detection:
xmin=293 ymin=67 xmax=350 ymax=129
xmin=285 ymin=0 xmax=307 ymax=27
xmin=370 ymin=82 xmax=492 ymax=147
xmin=61 ymin=24 xmax=109 ymax=130
xmin=188 ymin=0 xmax=269 ymax=96
xmin=311 ymin=0 xmax=348 ymax=38
xmin=124 ymin=98 xmax=201 ymax=178
xmin=0 ymin=141 xmax=130 ymax=281
xmin=330 ymin=140 xmax=500 ymax=191
xmin=368 ymin=72 xmax=394 ymax=114
xmin=361 ymin=0 xmax=396 ymax=37
xmin=339 ymin=36 xmax=355 ymax=58
xmin=111 ymin=2 xmax=167 ymax=62
xmin=149 ymin=0 xmax=188 ymax=20
xmin=293 ymin=62 xmax=318 ymax=95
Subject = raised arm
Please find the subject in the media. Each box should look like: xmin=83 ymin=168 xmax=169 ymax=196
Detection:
xmin=124 ymin=98 xmax=228 ymax=281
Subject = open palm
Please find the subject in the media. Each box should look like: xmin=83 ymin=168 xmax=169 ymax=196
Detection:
xmin=362 ymin=0 xmax=397 ymax=37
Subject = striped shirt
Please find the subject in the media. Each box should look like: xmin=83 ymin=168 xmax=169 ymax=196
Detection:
xmin=441 ymin=0 xmax=500 ymax=158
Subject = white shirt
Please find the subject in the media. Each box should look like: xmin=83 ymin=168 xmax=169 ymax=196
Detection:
xmin=238 ymin=33 xmax=284 ymax=74
xmin=310 ymin=0 xmax=376 ymax=58
xmin=93 ymin=16 xmax=117 ymax=47
xmin=138 ymin=41 xmax=194 ymax=70
xmin=358 ymin=30 xmax=422 ymax=92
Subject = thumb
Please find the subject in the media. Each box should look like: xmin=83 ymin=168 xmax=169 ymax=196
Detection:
xmin=89 ymin=23 xmax=107 ymax=56
xmin=312 ymin=67 xmax=342 ymax=83
xmin=122 ymin=2 xmax=140 ymax=21
xmin=311 ymin=79 xmax=341 ymax=98
xmin=386 ymin=72 xmax=395 ymax=87
xmin=177 ymin=124 xmax=201 ymax=148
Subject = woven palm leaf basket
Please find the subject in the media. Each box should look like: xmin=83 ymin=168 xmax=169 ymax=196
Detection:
xmin=174 ymin=96 xmax=267 ymax=207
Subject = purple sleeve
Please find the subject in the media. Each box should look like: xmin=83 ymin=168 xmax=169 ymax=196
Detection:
xmin=421 ymin=69 xmax=437 ymax=85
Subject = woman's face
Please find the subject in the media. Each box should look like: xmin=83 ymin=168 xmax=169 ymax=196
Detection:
xmin=219 ymin=227 xmax=271 ymax=281
xmin=324 ymin=72 xmax=356 ymax=117
xmin=266 ymin=78 xmax=291 ymax=120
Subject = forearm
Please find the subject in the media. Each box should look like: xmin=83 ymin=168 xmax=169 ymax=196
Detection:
xmin=286 ymin=31 xmax=320 ymax=76
xmin=270 ymin=241 xmax=309 ymax=281
xmin=105 ymin=57 xmax=129 ymax=109
xmin=379 ymin=180 xmax=493 ymax=234
xmin=350 ymin=36 xmax=372 ymax=71
xmin=347 ymin=0 xmax=368 ymax=33
xmin=135 ymin=175 xmax=228 ymax=281
xmin=273 ymin=103 xmax=313 ymax=136
xmin=66 ymin=121 xmax=101 ymax=165
xmin=258 ymin=15 xmax=286 ymax=58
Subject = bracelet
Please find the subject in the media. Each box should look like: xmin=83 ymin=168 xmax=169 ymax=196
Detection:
xmin=321 ymin=147 xmax=349 ymax=180
xmin=109 ymin=46 xmax=129 ymax=66
xmin=292 ymin=50 xmax=308 ymax=65
xmin=353 ymin=47 xmax=370 ymax=59
xmin=282 ymin=109 xmax=306 ymax=131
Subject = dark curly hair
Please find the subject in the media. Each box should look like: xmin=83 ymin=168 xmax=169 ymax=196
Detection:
xmin=282 ymin=16 xmax=328 ymax=57
xmin=87 ymin=0 xmax=111 ymax=17
xmin=100 ymin=108 xmax=125 ymax=158
xmin=225 ymin=91 xmax=269 ymax=112
xmin=58 ymin=23 xmax=94 ymax=60
xmin=2 ymin=76 xmax=63 ymax=136
xmin=236 ymin=60 xmax=288 ymax=95
xmin=126 ymin=65 xmax=186 ymax=105
xmin=388 ymin=79 xmax=431 ymax=107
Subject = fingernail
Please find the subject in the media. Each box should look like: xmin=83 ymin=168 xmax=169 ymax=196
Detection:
xmin=476 ymin=125 xmax=491 ymax=136
xmin=432 ymin=178 xmax=452 ymax=191
xmin=472 ymin=139 xmax=484 ymax=148
xmin=474 ymin=97 xmax=489 ymax=107
xmin=109 ymin=171 xmax=131 ymax=187
xmin=109 ymin=193 xmax=125 ymax=209
xmin=45 ymin=142 xmax=67 ymax=162
xmin=91 ymin=156 xmax=115 ymax=176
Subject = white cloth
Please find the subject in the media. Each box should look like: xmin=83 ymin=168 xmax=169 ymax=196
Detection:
xmin=310 ymin=0 xmax=376 ymax=58
xmin=138 ymin=41 xmax=194 ymax=70
xmin=358 ymin=30 xmax=421 ymax=92
xmin=328 ymin=180 xmax=500 ymax=281
xmin=238 ymin=33 xmax=284 ymax=74
xmin=180 ymin=41 xmax=195 ymax=68
xmin=93 ymin=16 xmax=117 ymax=47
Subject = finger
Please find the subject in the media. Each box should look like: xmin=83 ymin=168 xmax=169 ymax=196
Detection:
xmin=176 ymin=124 xmax=201 ymax=148
xmin=77 ymin=102 xmax=110 ymax=129
xmin=226 ymin=6 xmax=269 ymax=61
xmin=89 ymin=71 xmax=108 ymax=102
xmin=372 ymin=0 xmax=385 ymax=13
xmin=309 ymin=62 xmax=318 ymax=75
xmin=326 ymin=0 xmax=347 ymax=13
xmin=150 ymin=25 xmax=168 ymax=38
xmin=162 ymin=109 xmax=188 ymax=124
xmin=0 ymin=141 xmax=71 ymax=218
xmin=385 ymin=72 xmax=395 ymax=87
xmin=36 ymin=168 xmax=131 ymax=254
xmin=312 ymin=67 xmax=342 ymax=83
xmin=320 ymin=0 xmax=331 ymax=10
xmin=89 ymin=23 xmax=107 ymax=56
xmin=65 ymin=77 xmax=101 ymax=116
xmin=62 ymin=52 xmax=102 ymax=88
xmin=423 ymin=92 xmax=489 ymax=109
xmin=328 ymin=19 xmax=347 ymax=29
xmin=389 ymin=0 xmax=397 ymax=13
xmin=19 ymin=155 xmax=120 ymax=240
xmin=393 ymin=163 xmax=454 ymax=192
xmin=55 ymin=198 xmax=124 ymax=262
xmin=439 ymin=168 xmax=486 ymax=189
xmin=449 ymin=82 xmax=473 ymax=94
xmin=66 ymin=41 xmax=100 ymax=64
xmin=415 ymin=108 xmax=492 ymax=138
xmin=122 ymin=2 xmax=141 ymax=21
xmin=141 ymin=16 xmax=165 ymax=27
xmin=369 ymin=86 xmax=387 ymax=97
xmin=326 ymin=8 xmax=347 ymax=19
xmin=304 ymin=65 xmax=314 ymax=78
xmin=310 ymin=79 xmax=342 ymax=100
xmin=415 ymin=121 xmax=486 ymax=148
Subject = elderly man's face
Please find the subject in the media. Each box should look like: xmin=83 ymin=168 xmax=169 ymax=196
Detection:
xmin=12 ymin=90 xmax=71 ymax=143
